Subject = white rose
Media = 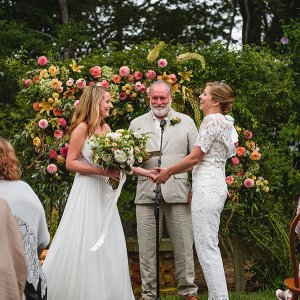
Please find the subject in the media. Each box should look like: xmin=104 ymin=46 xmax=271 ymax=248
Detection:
xmin=133 ymin=131 xmax=142 ymax=139
xmin=114 ymin=150 xmax=127 ymax=163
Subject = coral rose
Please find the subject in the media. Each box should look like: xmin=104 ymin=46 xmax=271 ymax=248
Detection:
xmin=127 ymin=74 xmax=134 ymax=82
xmin=37 ymin=56 xmax=48 ymax=66
xmin=53 ymin=107 xmax=63 ymax=117
xmin=76 ymin=78 xmax=86 ymax=89
xmin=119 ymin=92 xmax=127 ymax=101
xmin=58 ymin=118 xmax=67 ymax=127
xmin=100 ymin=80 xmax=109 ymax=89
xmin=90 ymin=66 xmax=102 ymax=78
xmin=244 ymin=130 xmax=253 ymax=139
xmin=54 ymin=129 xmax=63 ymax=139
xmin=226 ymin=176 xmax=234 ymax=185
xmin=146 ymin=70 xmax=156 ymax=80
xmin=236 ymin=146 xmax=246 ymax=157
xmin=112 ymin=74 xmax=121 ymax=83
xmin=66 ymin=78 xmax=74 ymax=87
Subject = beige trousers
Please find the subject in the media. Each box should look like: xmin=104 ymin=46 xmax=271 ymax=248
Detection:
xmin=136 ymin=201 xmax=198 ymax=299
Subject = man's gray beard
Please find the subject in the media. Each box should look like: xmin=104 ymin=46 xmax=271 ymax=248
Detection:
xmin=150 ymin=103 xmax=171 ymax=118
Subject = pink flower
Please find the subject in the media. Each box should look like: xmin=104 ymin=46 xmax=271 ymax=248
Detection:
xmin=100 ymin=80 xmax=109 ymax=89
xmin=66 ymin=78 xmax=74 ymax=87
xmin=58 ymin=118 xmax=67 ymax=127
xmin=280 ymin=36 xmax=289 ymax=45
xmin=90 ymin=66 xmax=102 ymax=78
xmin=47 ymin=163 xmax=57 ymax=174
xmin=119 ymin=66 xmax=130 ymax=77
xmin=231 ymin=157 xmax=240 ymax=165
xmin=134 ymin=71 xmax=143 ymax=80
xmin=226 ymin=176 xmax=234 ymax=185
xmin=244 ymin=178 xmax=254 ymax=188
xmin=37 ymin=56 xmax=48 ymax=66
xmin=169 ymin=74 xmax=177 ymax=83
xmin=74 ymin=100 xmax=80 ymax=108
xmin=54 ymin=129 xmax=64 ymax=139
xmin=24 ymin=79 xmax=32 ymax=88
xmin=134 ymin=81 xmax=147 ymax=92
xmin=59 ymin=146 xmax=69 ymax=157
xmin=244 ymin=130 xmax=253 ymax=139
xmin=146 ymin=70 xmax=156 ymax=80
xmin=158 ymin=58 xmax=168 ymax=68
xmin=57 ymin=86 xmax=64 ymax=93
xmin=48 ymin=149 xmax=57 ymax=159
xmin=119 ymin=92 xmax=128 ymax=101
xmin=76 ymin=78 xmax=86 ymax=89
xmin=38 ymin=119 xmax=48 ymax=129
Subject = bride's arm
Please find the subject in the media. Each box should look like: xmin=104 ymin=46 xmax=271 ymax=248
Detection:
xmin=66 ymin=123 xmax=118 ymax=179
xmin=131 ymin=166 xmax=158 ymax=180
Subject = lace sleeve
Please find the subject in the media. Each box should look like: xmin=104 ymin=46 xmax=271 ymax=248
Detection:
xmin=195 ymin=115 xmax=219 ymax=153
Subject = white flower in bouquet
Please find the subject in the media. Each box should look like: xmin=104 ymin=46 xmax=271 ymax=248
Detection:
xmin=114 ymin=149 xmax=128 ymax=163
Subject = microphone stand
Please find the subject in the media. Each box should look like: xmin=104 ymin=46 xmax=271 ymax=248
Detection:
xmin=153 ymin=119 xmax=167 ymax=300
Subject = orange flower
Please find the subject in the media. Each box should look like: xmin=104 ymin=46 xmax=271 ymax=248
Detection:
xmin=249 ymin=150 xmax=261 ymax=161
xmin=51 ymin=79 xmax=62 ymax=90
xmin=112 ymin=74 xmax=121 ymax=83
xmin=236 ymin=146 xmax=245 ymax=157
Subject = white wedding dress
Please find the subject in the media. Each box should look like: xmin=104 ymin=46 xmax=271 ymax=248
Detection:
xmin=191 ymin=113 xmax=236 ymax=300
xmin=43 ymin=139 xmax=135 ymax=300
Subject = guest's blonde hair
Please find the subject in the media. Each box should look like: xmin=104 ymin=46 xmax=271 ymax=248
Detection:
xmin=0 ymin=137 xmax=21 ymax=181
xmin=205 ymin=81 xmax=234 ymax=114
xmin=69 ymin=85 xmax=109 ymax=136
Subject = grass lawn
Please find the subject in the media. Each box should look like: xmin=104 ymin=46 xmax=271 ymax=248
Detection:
xmin=161 ymin=290 xmax=275 ymax=299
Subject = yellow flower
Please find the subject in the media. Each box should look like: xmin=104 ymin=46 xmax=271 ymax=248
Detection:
xmin=39 ymin=69 xmax=49 ymax=79
xmin=49 ymin=65 xmax=59 ymax=77
xmin=171 ymin=84 xmax=179 ymax=94
xmin=52 ymin=93 xmax=59 ymax=99
xmin=69 ymin=59 xmax=84 ymax=72
xmin=262 ymin=186 xmax=270 ymax=193
xmin=126 ymin=104 xmax=134 ymax=112
xmin=147 ymin=41 xmax=165 ymax=62
xmin=182 ymin=86 xmax=193 ymax=100
xmin=178 ymin=70 xmax=193 ymax=83
xmin=235 ymin=126 xmax=242 ymax=132
xmin=39 ymin=98 xmax=60 ymax=115
xmin=33 ymin=137 xmax=41 ymax=146
xmin=131 ymin=92 xmax=137 ymax=98
xmin=245 ymin=141 xmax=255 ymax=151
xmin=56 ymin=155 xmax=65 ymax=164
xmin=176 ymin=52 xmax=205 ymax=69
xmin=157 ymin=72 xmax=173 ymax=84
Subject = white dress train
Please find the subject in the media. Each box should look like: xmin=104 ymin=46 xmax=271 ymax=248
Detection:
xmin=43 ymin=139 xmax=135 ymax=300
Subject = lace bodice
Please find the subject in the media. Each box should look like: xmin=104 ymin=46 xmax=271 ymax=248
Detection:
xmin=78 ymin=137 xmax=95 ymax=166
xmin=193 ymin=113 xmax=236 ymax=177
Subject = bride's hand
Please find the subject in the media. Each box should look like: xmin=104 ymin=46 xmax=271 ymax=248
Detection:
xmin=104 ymin=168 xmax=120 ymax=181
xmin=147 ymin=169 xmax=159 ymax=182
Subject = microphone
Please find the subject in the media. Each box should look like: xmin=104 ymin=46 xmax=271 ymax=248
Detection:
xmin=160 ymin=119 xmax=167 ymax=130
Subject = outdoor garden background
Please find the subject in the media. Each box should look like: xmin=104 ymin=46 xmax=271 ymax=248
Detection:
xmin=0 ymin=1 xmax=299 ymax=299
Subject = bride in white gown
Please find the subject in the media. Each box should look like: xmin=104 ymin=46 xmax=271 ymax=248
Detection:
xmin=43 ymin=85 xmax=142 ymax=300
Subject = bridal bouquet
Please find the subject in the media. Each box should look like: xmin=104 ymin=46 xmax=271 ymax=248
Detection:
xmin=89 ymin=129 xmax=150 ymax=189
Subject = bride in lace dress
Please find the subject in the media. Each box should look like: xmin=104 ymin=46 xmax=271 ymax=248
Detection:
xmin=43 ymin=85 xmax=153 ymax=300
xmin=155 ymin=81 xmax=237 ymax=300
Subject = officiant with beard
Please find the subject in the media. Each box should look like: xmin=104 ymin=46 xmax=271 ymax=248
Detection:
xmin=129 ymin=80 xmax=199 ymax=300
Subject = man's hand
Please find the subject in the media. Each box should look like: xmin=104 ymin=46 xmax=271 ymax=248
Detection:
xmin=153 ymin=167 xmax=171 ymax=184
xmin=147 ymin=169 xmax=159 ymax=181
xmin=104 ymin=168 xmax=120 ymax=181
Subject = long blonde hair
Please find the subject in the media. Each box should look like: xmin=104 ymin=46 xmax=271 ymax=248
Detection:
xmin=205 ymin=81 xmax=234 ymax=114
xmin=0 ymin=137 xmax=21 ymax=181
xmin=69 ymin=85 xmax=108 ymax=136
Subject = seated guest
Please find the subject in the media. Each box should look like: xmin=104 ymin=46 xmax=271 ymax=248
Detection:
xmin=0 ymin=137 xmax=50 ymax=300
xmin=0 ymin=197 xmax=27 ymax=300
